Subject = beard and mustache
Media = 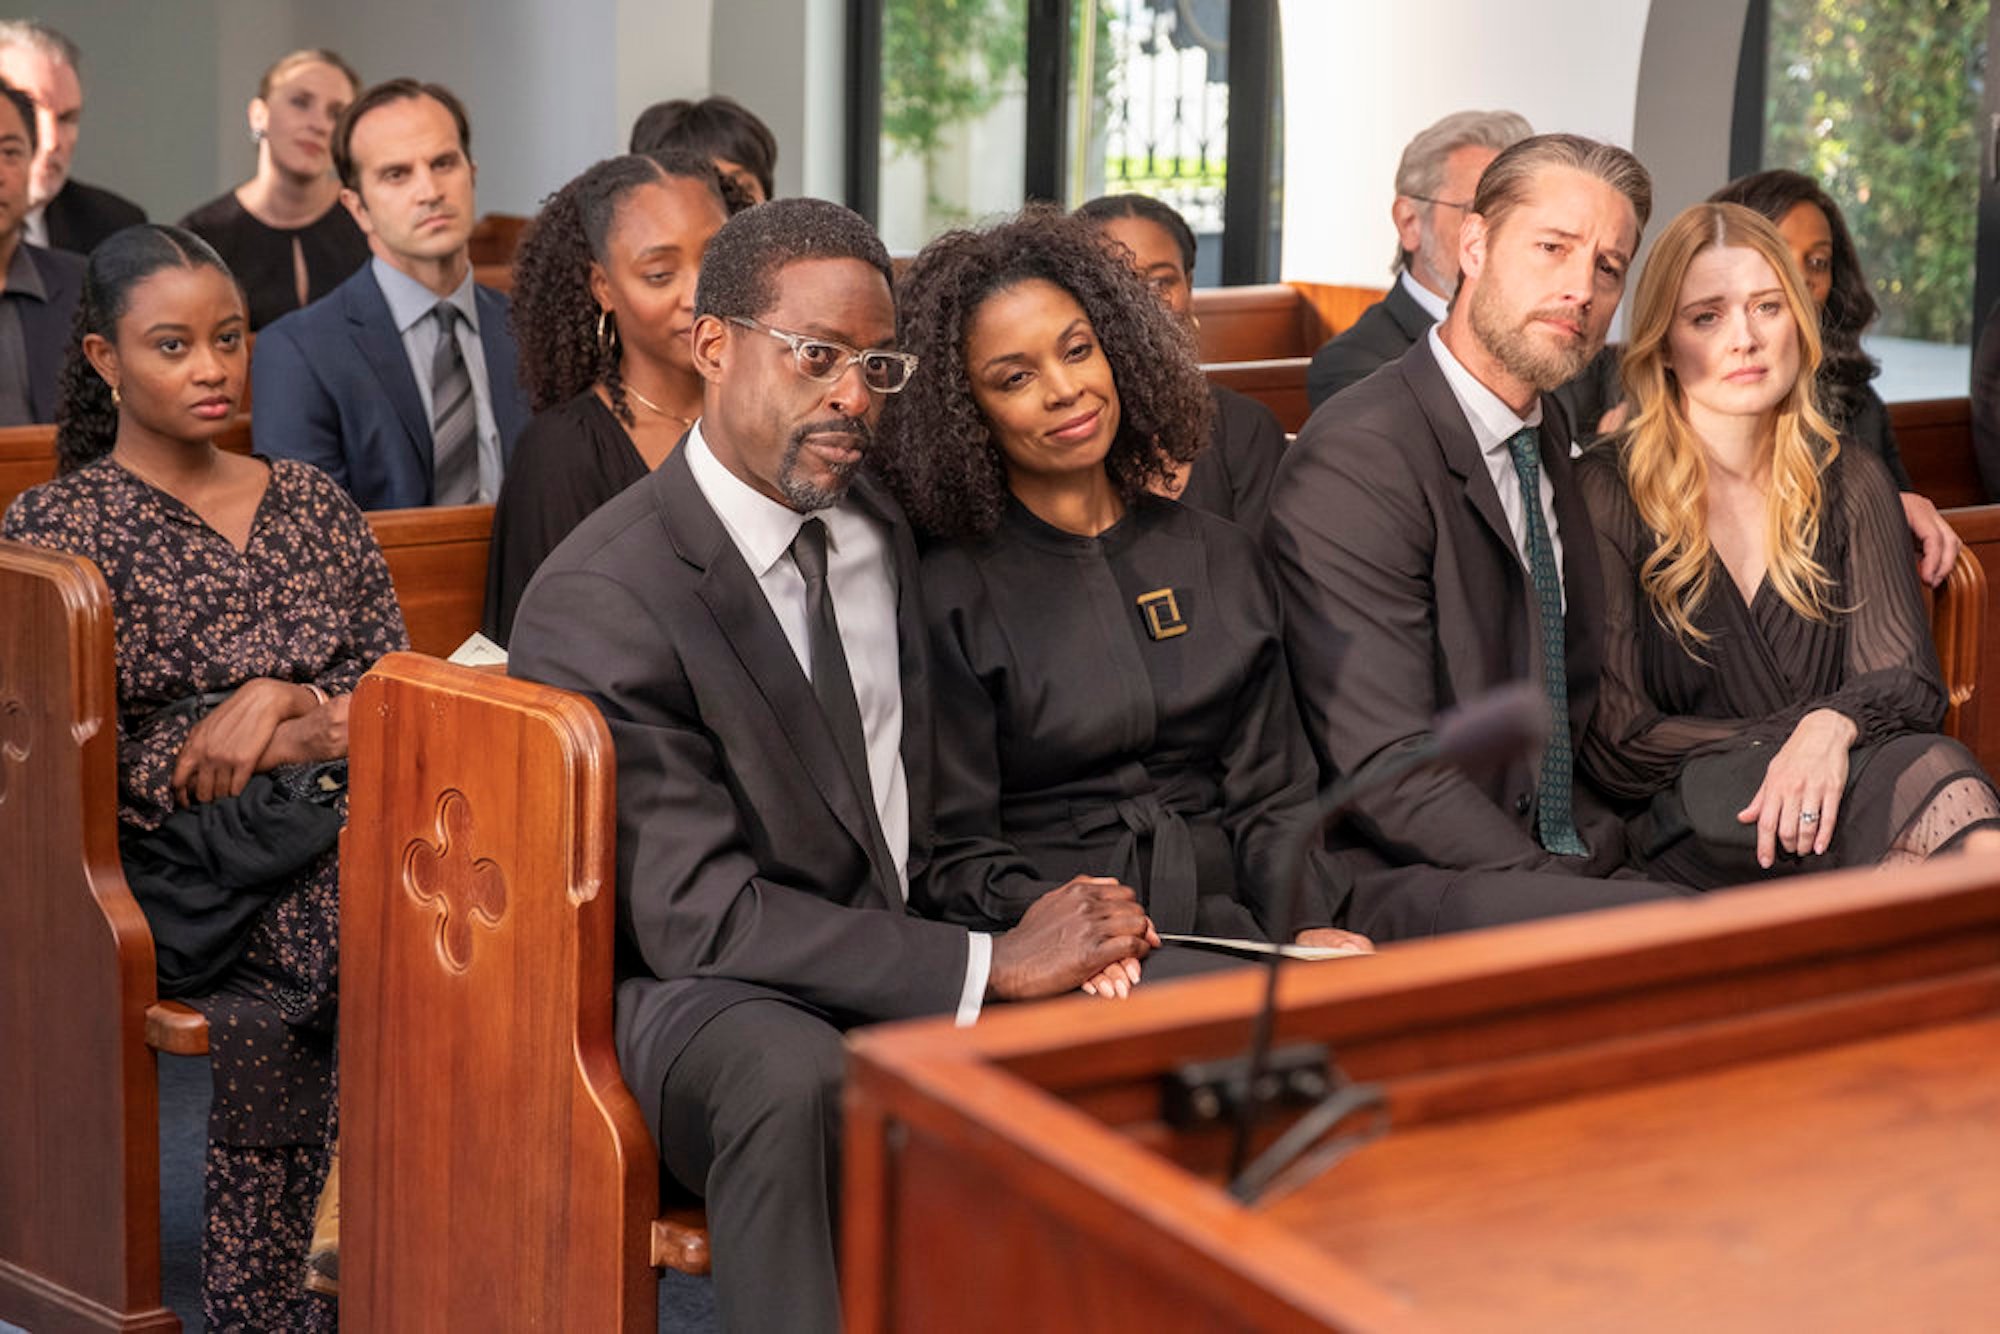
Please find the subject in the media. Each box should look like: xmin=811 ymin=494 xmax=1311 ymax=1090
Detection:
xmin=777 ymin=415 xmax=872 ymax=511
xmin=1469 ymin=280 xmax=1603 ymax=392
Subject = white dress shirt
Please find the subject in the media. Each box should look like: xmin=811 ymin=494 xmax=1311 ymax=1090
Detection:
xmin=1427 ymin=325 xmax=1567 ymax=606
xmin=371 ymin=256 xmax=503 ymax=502
xmin=21 ymin=206 xmax=47 ymax=250
xmin=685 ymin=424 xmax=991 ymax=1022
xmin=1400 ymin=267 xmax=1450 ymax=324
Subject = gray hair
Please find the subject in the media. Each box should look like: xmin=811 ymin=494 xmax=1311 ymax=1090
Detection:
xmin=1390 ymin=109 xmax=1533 ymax=273
xmin=0 ymin=20 xmax=81 ymax=73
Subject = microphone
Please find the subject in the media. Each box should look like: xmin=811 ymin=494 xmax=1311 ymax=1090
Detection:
xmin=1224 ymin=682 xmax=1551 ymax=1203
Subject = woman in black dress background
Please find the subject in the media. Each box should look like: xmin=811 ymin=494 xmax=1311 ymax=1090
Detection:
xmin=3 ymin=225 xmax=405 ymax=1328
xmin=1579 ymin=202 xmax=2000 ymax=886
xmin=483 ymin=151 xmax=731 ymax=644
xmin=1076 ymin=192 xmax=1285 ymax=531
xmin=179 ymin=49 xmax=368 ymax=330
xmin=875 ymin=207 xmax=1369 ymax=985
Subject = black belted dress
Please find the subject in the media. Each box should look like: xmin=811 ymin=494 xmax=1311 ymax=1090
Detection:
xmin=914 ymin=494 xmax=1343 ymax=939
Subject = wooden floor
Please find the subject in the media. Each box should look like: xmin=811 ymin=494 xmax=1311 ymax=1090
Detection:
xmin=1269 ymin=1012 xmax=2000 ymax=1333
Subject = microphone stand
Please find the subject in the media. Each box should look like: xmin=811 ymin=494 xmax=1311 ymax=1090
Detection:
xmin=1225 ymin=683 xmax=1549 ymax=1204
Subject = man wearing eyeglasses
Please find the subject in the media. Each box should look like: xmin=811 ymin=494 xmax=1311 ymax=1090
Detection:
xmin=509 ymin=198 xmax=1156 ymax=1334
xmin=1306 ymin=109 xmax=1531 ymax=409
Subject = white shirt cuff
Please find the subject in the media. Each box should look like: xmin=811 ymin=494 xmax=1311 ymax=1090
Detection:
xmin=956 ymin=932 xmax=992 ymax=1026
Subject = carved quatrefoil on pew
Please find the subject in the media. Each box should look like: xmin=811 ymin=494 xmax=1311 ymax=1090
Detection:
xmin=403 ymin=788 xmax=508 ymax=972
xmin=0 ymin=693 xmax=29 ymax=808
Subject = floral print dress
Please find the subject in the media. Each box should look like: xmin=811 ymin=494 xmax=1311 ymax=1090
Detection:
xmin=4 ymin=455 xmax=407 ymax=1331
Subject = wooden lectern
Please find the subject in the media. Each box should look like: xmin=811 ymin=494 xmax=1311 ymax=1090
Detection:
xmin=845 ymin=860 xmax=2000 ymax=1332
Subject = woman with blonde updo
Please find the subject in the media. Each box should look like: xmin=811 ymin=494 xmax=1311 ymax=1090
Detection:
xmin=179 ymin=49 xmax=368 ymax=329
xmin=1578 ymin=202 xmax=2000 ymax=886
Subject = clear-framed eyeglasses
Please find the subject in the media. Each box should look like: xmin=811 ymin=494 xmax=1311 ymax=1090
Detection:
xmin=728 ymin=317 xmax=920 ymax=394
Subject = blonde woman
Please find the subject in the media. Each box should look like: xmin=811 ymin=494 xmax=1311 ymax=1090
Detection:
xmin=179 ymin=49 xmax=367 ymax=329
xmin=1578 ymin=202 xmax=2000 ymax=886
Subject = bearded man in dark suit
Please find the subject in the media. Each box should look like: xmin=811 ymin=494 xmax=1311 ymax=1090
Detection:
xmin=1270 ymin=134 xmax=1685 ymax=941
xmin=508 ymin=197 xmax=1155 ymax=1334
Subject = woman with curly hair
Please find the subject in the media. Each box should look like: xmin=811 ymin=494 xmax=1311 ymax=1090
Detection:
xmin=2 ymin=224 xmax=405 ymax=1327
xmin=483 ymin=151 xmax=730 ymax=643
xmin=875 ymin=206 xmax=1370 ymax=976
xmin=1074 ymin=193 xmax=1285 ymax=529
xmin=1709 ymin=169 xmax=1961 ymax=586
xmin=1578 ymin=202 xmax=2000 ymax=887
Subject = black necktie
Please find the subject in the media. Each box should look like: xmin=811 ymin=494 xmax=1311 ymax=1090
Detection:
xmin=429 ymin=302 xmax=480 ymax=504
xmin=790 ymin=517 xmax=897 ymax=893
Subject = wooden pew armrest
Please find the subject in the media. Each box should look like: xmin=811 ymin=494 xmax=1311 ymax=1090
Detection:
xmin=651 ymin=1207 xmax=712 ymax=1276
xmin=145 ymin=1000 xmax=209 ymax=1055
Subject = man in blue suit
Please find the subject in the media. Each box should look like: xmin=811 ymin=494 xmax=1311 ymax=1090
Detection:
xmin=253 ymin=79 xmax=527 ymax=509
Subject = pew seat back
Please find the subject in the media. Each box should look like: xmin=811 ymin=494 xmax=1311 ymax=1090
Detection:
xmin=342 ymin=653 xmax=704 ymax=1332
xmin=0 ymin=540 xmax=182 ymax=1333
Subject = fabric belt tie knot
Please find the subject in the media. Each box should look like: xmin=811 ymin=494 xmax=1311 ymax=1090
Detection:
xmin=1057 ymin=766 xmax=1220 ymax=935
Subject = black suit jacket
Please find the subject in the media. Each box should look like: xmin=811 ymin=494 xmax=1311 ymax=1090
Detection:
xmin=1305 ymin=279 xmax=1432 ymax=408
xmin=1268 ymin=335 xmax=1629 ymax=877
xmin=11 ymin=244 xmax=83 ymax=422
xmin=40 ymin=178 xmax=145 ymax=255
xmin=251 ymin=264 xmax=529 ymax=508
xmin=507 ymin=446 xmax=971 ymax=1127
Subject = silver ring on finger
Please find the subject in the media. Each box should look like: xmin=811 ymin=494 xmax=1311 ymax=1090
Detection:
xmin=1799 ymin=810 xmax=1819 ymax=826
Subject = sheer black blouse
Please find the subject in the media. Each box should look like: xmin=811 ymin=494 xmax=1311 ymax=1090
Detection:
xmin=1577 ymin=443 xmax=1944 ymax=801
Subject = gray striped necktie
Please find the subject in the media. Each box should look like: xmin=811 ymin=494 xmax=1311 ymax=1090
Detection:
xmin=429 ymin=302 xmax=480 ymax=505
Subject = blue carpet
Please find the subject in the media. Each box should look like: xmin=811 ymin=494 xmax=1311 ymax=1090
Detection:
xmin=154 ymin=1053 xmax=716 ymax=1332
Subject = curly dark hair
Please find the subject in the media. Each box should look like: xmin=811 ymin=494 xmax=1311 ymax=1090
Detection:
xmin=1709 ymin=169 xmax=1879 ymax=427
xmin=873 ymin=204 xmax=1212 ymax=542
xmin=692 ymin=196 xmax=891 ymax=324
xmin=1074 ymin=192 xmax=1197 ymax=271
xmin=507 ymin=150 xmax=728 ymax=423
xmin=55 ymin=225 xmax=236 ymax=474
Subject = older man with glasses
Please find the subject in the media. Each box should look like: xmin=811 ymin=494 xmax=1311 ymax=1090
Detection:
xmin=1306 ymin=108 xmax=1532 ymax=409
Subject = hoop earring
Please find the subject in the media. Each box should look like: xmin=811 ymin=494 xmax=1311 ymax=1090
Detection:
xmin=596 ymin=309 xmax=618 ymax=359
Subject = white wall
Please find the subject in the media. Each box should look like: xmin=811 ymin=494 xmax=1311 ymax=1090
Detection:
xmin=28 ymin=0 xmax=732 ymax=223
xmin=709 ymin=0 xmax=847 ymax=200
xmin=33 ymin=0 xmax=1745 ymax=273
xmin=1275 ymin=0 xmax=1652 ymax=287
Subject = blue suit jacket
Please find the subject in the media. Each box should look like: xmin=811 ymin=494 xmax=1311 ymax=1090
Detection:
xmin=250 ymin=263 xmax=529 ymax=509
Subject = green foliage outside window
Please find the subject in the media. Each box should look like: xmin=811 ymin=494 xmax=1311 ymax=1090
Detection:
xmin=880 ymin=0 xmax=1119 ymax=214
xmin=1765 ymin=0 xmax=1988 ymax=343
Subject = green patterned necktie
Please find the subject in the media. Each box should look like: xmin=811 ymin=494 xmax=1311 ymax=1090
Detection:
xmin=1504 ymin=426 xmax=1589 ymax=857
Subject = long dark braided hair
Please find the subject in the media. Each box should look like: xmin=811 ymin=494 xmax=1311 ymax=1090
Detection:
xmin=54 ymin=224 xmax=237 ymax=474
xmin=508 ymin=151 xmax=728 ymax=426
